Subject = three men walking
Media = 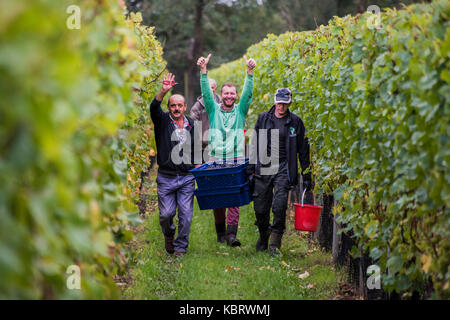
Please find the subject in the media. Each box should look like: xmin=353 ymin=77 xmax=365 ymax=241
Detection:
xmin=149 ymin=56 xmax=312 ymax=257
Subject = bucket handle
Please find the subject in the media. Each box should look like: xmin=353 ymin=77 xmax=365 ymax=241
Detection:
xmin=301 ymin=189 xmax=315 ymax=207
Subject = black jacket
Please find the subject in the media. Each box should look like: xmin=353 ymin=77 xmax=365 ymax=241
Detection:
xmin=249 ymin=106 xmax=310 ymax=186
xmin=150 ymin=98 xmax=197 ymax=176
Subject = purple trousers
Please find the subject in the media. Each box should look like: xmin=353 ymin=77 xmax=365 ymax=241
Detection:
xmin=213 ymin=207 xmax=240 ymax=226
xmin=156 ymin=173 xmax=195 ymax=253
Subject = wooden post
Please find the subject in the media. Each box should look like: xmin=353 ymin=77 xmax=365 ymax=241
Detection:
xmin=332 ymin=200 xmax=341 ymax=265
xmin=313 ymin=194 xmax=334 ymax=251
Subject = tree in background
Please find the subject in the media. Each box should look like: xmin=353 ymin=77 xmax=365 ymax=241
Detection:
xmin=126 ymin=0 xmax=424 ymax=108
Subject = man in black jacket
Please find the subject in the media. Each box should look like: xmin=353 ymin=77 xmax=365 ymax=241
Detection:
xmin=249 ymin=88 xmax=312 ymax=255
xmin=150 ymin=73 xmax=199 ymax=256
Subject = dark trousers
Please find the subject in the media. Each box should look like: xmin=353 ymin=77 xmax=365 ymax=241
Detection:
xmin=252 ymin=162 xmax=290 ymax=234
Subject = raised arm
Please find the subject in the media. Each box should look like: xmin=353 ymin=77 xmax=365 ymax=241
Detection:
xmin=238 ymin=56 xmax=256 ymax=116
xmin=197 ymin=54 xmax=216 ymax=115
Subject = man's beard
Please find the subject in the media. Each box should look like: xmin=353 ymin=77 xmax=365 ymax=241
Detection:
xmin=223 ymin=98 xmax=235 ymax=108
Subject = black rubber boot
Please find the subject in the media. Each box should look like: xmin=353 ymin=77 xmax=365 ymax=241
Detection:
xmin=269 ymin=232 xmax=283 ymax=256
xmin=256 ymin=227 xmax=270 ymax=252
xmin=225 ymin=225 xmax=241 ymax=247
xmin=215 ymin=223 xmax=226 ymax=243
xmin=164 ymin=236 xmax=174 ymax=254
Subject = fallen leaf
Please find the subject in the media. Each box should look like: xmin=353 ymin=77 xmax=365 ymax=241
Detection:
xmin=266 ymin=265 xmax=275 ymax=272
xmin=299 ymin=271 xmax=310 ymax=279
xmin=216 ymin=251 xmax=230 ymax=256
xmin=307 ymin=283 xmax=315 ymax=289
xmin=281 ymin=261 xmax=290 ymax=267
xmin=156 ymin=251 xmax=162 ymax=257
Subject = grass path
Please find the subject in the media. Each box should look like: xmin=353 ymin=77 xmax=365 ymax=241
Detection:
xmin=123 ymin=199 xmax=345 ymax=300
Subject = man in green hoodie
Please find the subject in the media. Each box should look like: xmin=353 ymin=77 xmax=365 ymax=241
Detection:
xmin=197 ymin=53 xmax=256 ymax=246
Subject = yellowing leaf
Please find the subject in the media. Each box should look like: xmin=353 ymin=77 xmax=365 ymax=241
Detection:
xmin=421 ymin=254 xmax=432 ymax=273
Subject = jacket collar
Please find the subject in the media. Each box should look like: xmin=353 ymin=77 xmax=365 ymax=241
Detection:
xmin=268 ymin=105 xmax=292 ymax=124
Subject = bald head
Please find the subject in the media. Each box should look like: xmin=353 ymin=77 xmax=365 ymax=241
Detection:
xmin=209 ymin=79 xmax=217 ymax=94
xmin=168 ymin=94 xmax=187 ymax=121
xmin=169 ymin=94 xmax=185 ymax=104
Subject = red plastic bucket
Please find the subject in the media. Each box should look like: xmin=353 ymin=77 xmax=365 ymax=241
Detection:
xmin=294 ymin=190 xmax=322 ymax=232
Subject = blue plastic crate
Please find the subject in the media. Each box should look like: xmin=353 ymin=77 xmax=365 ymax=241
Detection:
xmin=190 ymin=158 xmax=249 ymax=190
xmin=194 ymin=183 xmax=251 ymax=210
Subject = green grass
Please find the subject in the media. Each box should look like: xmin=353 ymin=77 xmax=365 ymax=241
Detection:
xmin=123 ymin=200 xmax=344 ymax=300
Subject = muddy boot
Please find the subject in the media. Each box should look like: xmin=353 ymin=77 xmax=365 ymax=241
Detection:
xmin=164 ymin=236 xmax=174 ymax=254
xmin=215 ymin=223 xmax=226 ymax=243
xmin=269 ymin=232 xmax=283 ymax=256
xmin=225 ymin=225 xmax=241 ymax=247
xmin=256 ymin=227 xmax=270 ymax=252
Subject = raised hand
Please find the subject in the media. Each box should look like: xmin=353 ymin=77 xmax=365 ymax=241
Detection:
xmin=244 ymin=55 xmax=256 ymax=74
xmin=197 ymin=53 xmax=212 ymax=73
xmin=155 ymin=73 xmax=175 ymax=101
xmin=161 ymin=73 xmax=175 ymax=93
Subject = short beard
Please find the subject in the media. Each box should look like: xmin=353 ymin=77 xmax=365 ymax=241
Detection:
xmin=222 ymin=100 xmax=235 ymax=108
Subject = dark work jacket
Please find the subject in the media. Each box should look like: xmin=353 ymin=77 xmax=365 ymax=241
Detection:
xmin=249 ymin=106 xmax=310 ymax=186
xmin=150 ymin=98 xmax=196 ymax=176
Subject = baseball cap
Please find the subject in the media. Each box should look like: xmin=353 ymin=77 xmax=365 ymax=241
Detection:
xmin=274 ymin=88 xmax=292 ymax=104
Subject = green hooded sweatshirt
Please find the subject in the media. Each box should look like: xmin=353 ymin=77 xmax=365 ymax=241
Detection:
xmin=200 ymin=72 xmax=253 ymax=159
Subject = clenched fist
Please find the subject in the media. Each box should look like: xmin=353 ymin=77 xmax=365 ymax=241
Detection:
xmin=244 ymin=55 xmax=256 ymax=74
xmin=197 ymin=53 xmax=212 ymax=74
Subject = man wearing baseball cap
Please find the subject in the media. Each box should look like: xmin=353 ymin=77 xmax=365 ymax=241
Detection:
xmin=248 ymin=87 xmax=312 ymax=255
